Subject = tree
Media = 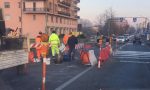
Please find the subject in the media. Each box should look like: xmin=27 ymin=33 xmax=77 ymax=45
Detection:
xmin=78 ymin=19 xmax=93 ymax=28
xmin=96 ymin=8 xmax=130 ymax=36
xmin=95 ymin=8 xmax=116 ymax=36
xmin=78 ymin=19 xmax=94 ymax=36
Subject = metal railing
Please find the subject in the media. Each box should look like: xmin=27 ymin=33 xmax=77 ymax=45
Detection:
xmin=23 ymin=8 xmax=46 ymax=13
xmin=58 ymin=11 xmax=70 ymax=16
xmin=0 ymin=37 xmax=28 ymax=51
xmin=58 ymin=0 xmax=71 ymax=7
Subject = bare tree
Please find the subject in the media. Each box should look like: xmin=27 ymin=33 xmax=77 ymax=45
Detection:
xmin=78 ymin=19 xmax=93 ymax=28
xmin=95 ymin=8 xmax=116 ymax=36
xmin=78 ymin=19 xmax=95 ymax=36
xmin=96 ymin=8 xmax=130 ymax=36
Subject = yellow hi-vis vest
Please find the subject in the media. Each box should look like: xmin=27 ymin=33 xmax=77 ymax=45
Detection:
xmin=49 ymin=33 xmax=60 ymax=46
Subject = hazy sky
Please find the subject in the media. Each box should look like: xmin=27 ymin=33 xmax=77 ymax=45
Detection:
xmin=78 ymin=0 xmax=150 ymax=22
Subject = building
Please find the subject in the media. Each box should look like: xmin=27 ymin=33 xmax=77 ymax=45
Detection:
xmin=0 ymin=0 xmax=80 ymax=38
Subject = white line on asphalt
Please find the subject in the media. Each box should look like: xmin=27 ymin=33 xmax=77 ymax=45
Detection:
xmin=55 ymin=66 xmax=93 ymax=90
xmin=113 ymin=57 xmax=150 ymax=60
xmin=114 ymin=43 xmax=128 ymax=53
xmin=119 ymin=43 xmax=128 ymax=50
xmin=117 ymin=60 xmax=150 ymax=64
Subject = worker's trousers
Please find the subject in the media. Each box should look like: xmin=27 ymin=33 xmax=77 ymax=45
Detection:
xmin=51 ymin=45 xmax=59 ymax=56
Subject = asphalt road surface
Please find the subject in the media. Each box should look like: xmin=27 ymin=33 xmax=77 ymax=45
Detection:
xmin=1 ymin=41 xmax=150 ymax=90
xmin=61 ymin=42 xmax=150 ymax=90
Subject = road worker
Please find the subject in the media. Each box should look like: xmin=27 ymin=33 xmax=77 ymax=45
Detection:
xmin=35 ymin=32 xmax=43 ymax=62
xmin=49 ymin=31 xmax=60 ymax=59
xmin=67 ymin=32 xmax=78 ymax=60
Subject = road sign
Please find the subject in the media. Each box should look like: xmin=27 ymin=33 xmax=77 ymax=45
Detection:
xmin=133 ymin=17 xmax=137 ymax=22
xmin=120 ymin=17 xmax=124 ymax=22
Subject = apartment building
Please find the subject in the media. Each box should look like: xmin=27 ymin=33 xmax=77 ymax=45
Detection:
xmin=0 ymin=0 xmax=80 ymax=38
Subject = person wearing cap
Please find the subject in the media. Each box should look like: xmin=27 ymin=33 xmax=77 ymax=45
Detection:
xmin=36 ymin=31 xmax=42 ymax=43
xmin=67 ymin=32 xmax=78 ymax=60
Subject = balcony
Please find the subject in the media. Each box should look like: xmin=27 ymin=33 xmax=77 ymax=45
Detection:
xmin=75 ymin=15 xmax=80 ymax=19
xmin=23 ymin=8 xmax=47 ymax=14
xmin=23 ymin=0 xmax=46 ymax=1
xmin=58 ymin=0 xmax=71 ymax=7
xmin=58 ymin=11 xmax=70 ymax=17
xmin=74 ymin=0 xmax=80 ymax=3
xmin=74 ymin=6 xmax=80 ymax=11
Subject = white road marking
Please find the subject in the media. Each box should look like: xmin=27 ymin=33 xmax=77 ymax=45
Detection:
xmin=114 ymin=51 xmax=150 ymax=60
xmin=117 ymin=60 xmax=150 ymax=64
xmin=55 ymin=66 xmax=93 ymax=90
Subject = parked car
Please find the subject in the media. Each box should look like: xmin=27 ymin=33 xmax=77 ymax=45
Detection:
xmin=116 ymin=36 xmax=126 ymax=43
xmin=124 ymin=34 xmax=130 ymax=42
xmin=133 ymin=37 xmax=142 ymax=45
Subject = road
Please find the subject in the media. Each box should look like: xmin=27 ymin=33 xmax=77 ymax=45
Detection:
xmin=61 ymin=42 xmax=150 ymax=90
xmin=0 ymin=41 xmax=150 ymax=90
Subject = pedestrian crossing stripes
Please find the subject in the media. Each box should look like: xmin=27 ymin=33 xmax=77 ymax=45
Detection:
xmin=113 ymin=51 xmax=150 ymax=60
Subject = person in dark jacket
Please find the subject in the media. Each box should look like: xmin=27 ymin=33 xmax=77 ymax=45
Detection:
xmin=67 ymin=32 xmax=78 ymax=60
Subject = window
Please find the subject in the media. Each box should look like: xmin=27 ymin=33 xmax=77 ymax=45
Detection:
xmin=4 ymin=2 xmax=10 ymax=8
xmin=0 ymin=9 xmax=3 ymax=20
xmin=60 ymin=18 xmax=62 ymax=24
xmin=18 ymin=2 xmax=21 ymax=8
xmin=55 ymin=4 xmax=57 ymax=12
xmin=33 ymin=2 xmax=36 ymax=11
xmin=19 ymin=16 xmax=21 ymax=22
xmin=56 ymin=17 xmax=58 ymax=23
xmin=51 ymin=16 xmax=53 ymax=22
xmin=33 ymin=15 xmax=36 ymax=20
xmin=49 ymin=2 xmax=52 ymax=10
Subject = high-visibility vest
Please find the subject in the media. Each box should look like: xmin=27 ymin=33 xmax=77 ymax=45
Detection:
xmin=63 ymin=35 xmax=70 ymax=45
xmin=49 ymin=33 xmax=60 ymax=46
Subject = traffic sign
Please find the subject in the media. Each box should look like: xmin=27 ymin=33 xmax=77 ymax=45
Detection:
xmin=133 ymin=17 xmax=137 ymax=22
xmin=120 ymin=17 xmax=124 ymax=22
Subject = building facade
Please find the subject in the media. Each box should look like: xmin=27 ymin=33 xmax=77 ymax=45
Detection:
xmin=0 ymin=0 xmax=80 ymax=38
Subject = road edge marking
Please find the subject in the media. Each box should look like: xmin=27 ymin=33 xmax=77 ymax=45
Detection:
xmin=55 ymin=66 xmax=93 ymax=90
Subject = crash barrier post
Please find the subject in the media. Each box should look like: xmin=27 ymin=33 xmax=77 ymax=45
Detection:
xmin=41 ymin=53 xmax=46 ymax=90
xmin=98 ymin=37 xmax=103 ymax=68
xmin=30 ymin=42 xmax=50 ymax=90
xmin=98 ymin=44 xmax=102 ymax=68
xmin=40 ymin=42 xmax=49 ymax=90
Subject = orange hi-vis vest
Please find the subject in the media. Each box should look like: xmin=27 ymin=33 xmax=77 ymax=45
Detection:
xmin=63 ymin=35 xmax=70 ymax=45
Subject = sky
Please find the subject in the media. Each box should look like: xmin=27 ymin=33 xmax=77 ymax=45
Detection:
xmin=78 ymin=0 xmax=150 ymax=23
